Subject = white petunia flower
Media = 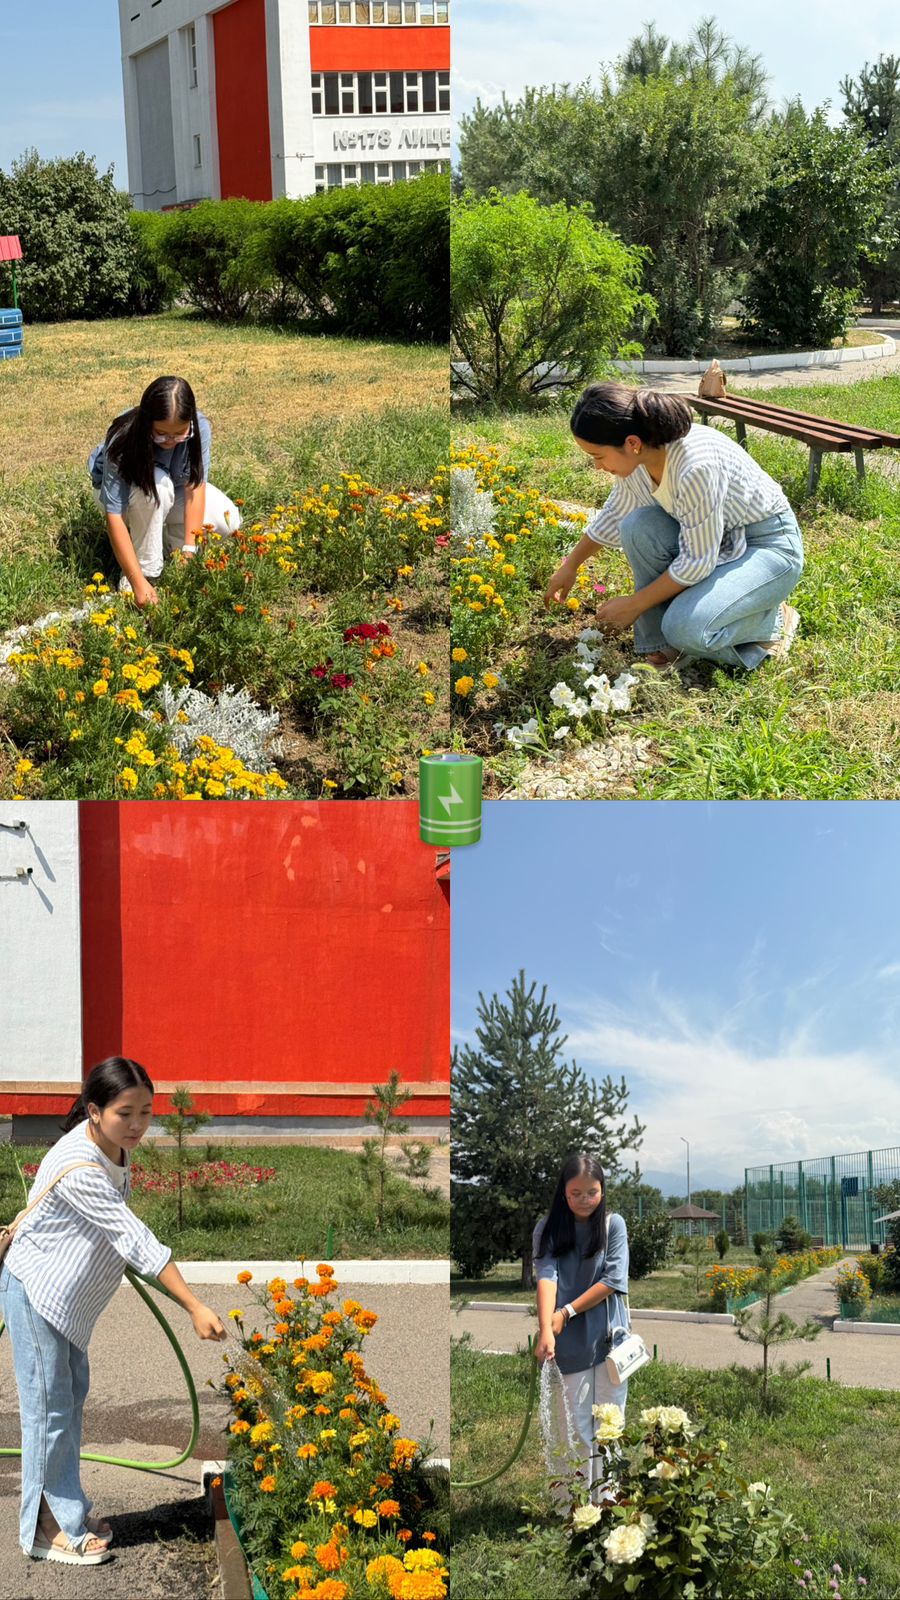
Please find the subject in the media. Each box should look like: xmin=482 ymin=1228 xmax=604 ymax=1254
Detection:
xmin=550 ymin=683 xmax=576 ymax=709
xmin=569 ymin=697 xmax=590 ymax=719
xmin=553 ymin=726 xmax=570 ymax=740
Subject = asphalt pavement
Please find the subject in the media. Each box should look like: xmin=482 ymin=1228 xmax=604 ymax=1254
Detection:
xmin=0 ymin=1277 xmax=449 ymax=1600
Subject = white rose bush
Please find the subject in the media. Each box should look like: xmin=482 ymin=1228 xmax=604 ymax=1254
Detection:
xmin=564 ymin=1405 xmax=794 ymax=1599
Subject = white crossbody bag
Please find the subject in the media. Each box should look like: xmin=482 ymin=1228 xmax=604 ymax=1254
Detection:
xmin=0 ymin=1161 xmax=101 ymax=1266
xmin=604 ymin=1294 xmax=651 ymax=1386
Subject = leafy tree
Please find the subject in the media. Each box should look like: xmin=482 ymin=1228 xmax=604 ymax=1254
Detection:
xmin=452 ymin=971 xmax=645 ymax=1286
xmin=842 ymin=54 xmax=900 ymax=311
xmin=742 ymin=109 xmax=893 ymax=346
xmin=458 ymin=63 xmax=766 ymax=355
xmin=157 ymin=1086 xmax=212 ymax=1231
xmin=0 ymin=149 xmax=141 ymax=321
xmin=451 ymin=191 xmax=653 ymax=405
xmin=734 ymin=1248 xmax=820 ymax=1405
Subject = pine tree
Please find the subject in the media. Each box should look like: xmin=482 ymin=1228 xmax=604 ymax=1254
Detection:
xmin=841 ymin=55 xmax=900 ymax=311
xmin=451 ymin=971 xmax=645 ymax=1287
xmin=158 ymin=1086 xmax=211 ymax=1232
xmin=734 ymin=1249 xmax=820 ymax=1406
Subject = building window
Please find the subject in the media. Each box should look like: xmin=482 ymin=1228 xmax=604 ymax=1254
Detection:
xmin=376 ymin=162 xmax=392 ymax=183
xmin=187 ymin=22 xmax=198 ymax=88
xmin=193 ymin=135 xmax=202 ymax=167
xmin=308 ymin=0 xmax=450 ymax=18
xmin=312 ymin=69 xmax=450 ymax=116
xmin=387 ymin=2 xmax=401 ymax=21
xmin=338 ymin=0 xmax=352 ymax=18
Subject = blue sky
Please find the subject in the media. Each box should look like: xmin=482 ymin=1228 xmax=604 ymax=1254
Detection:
xmin=452 ymin=803 xmax=900 ymax=1193
xmin=2 ymin=3 xmax=127 ymax=182
xmin=453 ymin=0 xmax=900 ymax=135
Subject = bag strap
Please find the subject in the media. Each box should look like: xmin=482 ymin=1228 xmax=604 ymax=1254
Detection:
xmin=5 ymin=1160 xmax=103 ymax=1236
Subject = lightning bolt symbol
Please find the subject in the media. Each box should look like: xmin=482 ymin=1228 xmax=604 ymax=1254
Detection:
xmin=438 ymin=782 xmax=463 ymax=816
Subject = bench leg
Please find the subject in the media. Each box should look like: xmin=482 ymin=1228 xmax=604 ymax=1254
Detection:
xmin=807 ymin=450 xmax=823 ymax=496
xmin=735 ymin=419 xmax=748 ymax=450
xmin=854 ymin=447 xmax=866 ymax=481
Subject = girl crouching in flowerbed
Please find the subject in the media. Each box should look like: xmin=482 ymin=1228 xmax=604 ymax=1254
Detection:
xmin=221 ymin=1264 xmax=448 ymax=1600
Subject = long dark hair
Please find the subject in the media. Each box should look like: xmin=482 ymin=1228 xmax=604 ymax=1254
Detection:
xmin=571 ymin=383 xmax=692 ymax=449
xmin=61 ymin=1057 xmax=155 ymax=1134
xmin=537 ymin=1152 xmax=608 ymax=1260
xmin=105 ymin=375 xmax=203 ymax=503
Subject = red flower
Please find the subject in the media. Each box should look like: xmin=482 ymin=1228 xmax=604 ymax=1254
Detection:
xmin=310 ymin=659 xmax=334 ymax=680
xmin=330 ymin=673 xmax=354 ymax=689
xmin=376 ymin=621 xmax=392 ymax=635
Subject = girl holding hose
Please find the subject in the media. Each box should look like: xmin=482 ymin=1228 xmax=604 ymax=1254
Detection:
xmin=0 ymin=1056 xmax=226 ymax=1567
xmin=533 ymin=1151 xmax=630 ymax=1502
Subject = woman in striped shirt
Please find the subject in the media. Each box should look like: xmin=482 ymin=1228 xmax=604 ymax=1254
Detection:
xmin=0 ymin=1057 xmax=226 ymax=1567
xmin=545 ymin=384 xmax=804 ymax=669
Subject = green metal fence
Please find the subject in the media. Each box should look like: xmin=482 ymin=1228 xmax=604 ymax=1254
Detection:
xmin=745 ymin=1146 xmax=900 ymax=1249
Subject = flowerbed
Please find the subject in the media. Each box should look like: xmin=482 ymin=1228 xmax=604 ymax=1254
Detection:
xmin=448 ymin=446 xmax=649 ymax=773
xmin=560 ymin=1403 xmax=793 ymax=1598
xmin=21 ymin=1156 xmax=277 ymax=1196
xmin=707 ymin=1248 xmax=842 ymax=1313
xmin=1 ymin=473 xmax=448 ymax=799
xmin=221 ymin=1264 xmax=448 ymax=1600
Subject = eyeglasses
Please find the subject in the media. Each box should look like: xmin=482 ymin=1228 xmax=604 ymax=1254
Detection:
xmin=152 ymin=423 xmax=194 ymax=445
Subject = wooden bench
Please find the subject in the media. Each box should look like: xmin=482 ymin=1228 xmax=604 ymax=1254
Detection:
xmin=688 ymin=393 xmax=900 ymax=495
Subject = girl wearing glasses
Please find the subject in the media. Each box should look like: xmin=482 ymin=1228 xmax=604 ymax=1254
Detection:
xmin=87 ymin=375 xmax=242 ymax=609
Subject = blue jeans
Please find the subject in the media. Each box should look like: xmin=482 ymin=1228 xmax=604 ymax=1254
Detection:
xmin=620 ymin=504 xmax=804 ymax=670
xmin=0 ymin=1262 xmax=93 ymax=1555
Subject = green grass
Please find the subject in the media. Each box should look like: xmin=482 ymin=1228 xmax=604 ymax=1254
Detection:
xmin=451 ymin=1342 xmax=900 ymax=1599
xmin=1 ymin=1142 xmax=449 ymax=1259
xmin=453 ymin=387 xmax=900 ymax=798
xmin=452 ymin=1252 xmax=762 ymax=1311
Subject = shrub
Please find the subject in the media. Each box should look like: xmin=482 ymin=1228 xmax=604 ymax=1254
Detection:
xmin=451 ymin=190 xmax=654 ymax=406
xmin=126 ymin=210 xmax=178 ymax=314
xmin=563 ymin=1405 xmax=794 ymax=1598
xmin=0 ymin=149 xmax=140 ymax=321
xmin=627 ymin=1215 xmax=674 ymax=1280
xmin=753 ymin=1231 xmax=775 ymax=1257
xmin=715 ymin=1228 xmax=731 ymax=1260
xmin=834 ymin=1263 xmax=872 ymax=1309
xmin=775 ymin=1215 xmax=812 ymax=1255
xmin=156 ymin=198 xmax=265 ymax=318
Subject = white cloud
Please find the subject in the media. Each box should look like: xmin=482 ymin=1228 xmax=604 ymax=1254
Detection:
xmin=877 ymin=963 xmax=900 ymax=981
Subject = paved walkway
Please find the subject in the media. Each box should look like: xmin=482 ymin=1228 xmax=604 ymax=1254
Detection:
xmin=456 ymin=1260 xmax=900 ymax=1390
xmin=644 ymin=321 xmax=900 ymax=393
xmin=0 ymin=1278 xmax=449 ymax=1600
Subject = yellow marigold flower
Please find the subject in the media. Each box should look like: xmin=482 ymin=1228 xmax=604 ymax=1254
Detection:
xmin=229 ymin=1309 xmax=244 ymax=1321
xmin=353 ymin=1509 xmax=378 ymax=1528
xmin=68 ymin=727 xmax=84 ymax=742
xmin=502 ymin=563 xmax=516 ymax=576
xmin=417 ymin=661 xmax=429 ymax=676
xmin=482 ymin=673 xmax=499 ymax=690
xmin=251 ymin=1421 xmax=274 ymax=1444
xmin=422 ymin=691 xmax=435 ymax=706
xmin=451 ymin=647 xmax=467 ymax=663
xmin=566 ymin=597 xmax=580 ymax=611
xmin=454 ymin=676 xmax=475 ymax=697
xmin=367 ymin=1554 xmax=405 ymax=1586
xmin=92 ymin=680 xmax=108 ymax=697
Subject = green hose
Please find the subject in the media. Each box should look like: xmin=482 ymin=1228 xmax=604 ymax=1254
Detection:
xmin=452 ymin=1338 xmax=539 ymax=1490
xmin=0 ymin=1267 xmax=201 ymax=1472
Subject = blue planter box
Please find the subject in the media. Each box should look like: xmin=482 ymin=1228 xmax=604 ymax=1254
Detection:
xmin=0 ymin=308 xmax=22 ymax=327
xmin=0 ymin=327 xmax=22 ymax=345
xmin=0 ymin=346 xmax=22 ymax=360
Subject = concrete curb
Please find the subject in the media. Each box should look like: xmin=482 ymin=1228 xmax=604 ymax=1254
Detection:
xmin=459 ymin=1300 xmax=735 ymax=1325
xmin=833 ymin=1318 xmax=900 ymax=1335
xmin=613 ymin=335 xmax=896 ymax=377
xmin=123 ymin=1259 xmax=450 ymax=1285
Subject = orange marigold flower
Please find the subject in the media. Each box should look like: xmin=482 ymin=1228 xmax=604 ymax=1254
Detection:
xmin=375 ymin=1473 xmax=394 ymax=1490
xmin=421 ymin=1533 xmax=437 ymax=1544
xmin=398 ymin=1530 xmax=413 ymax=1543
xmin=253 ymin=1455 xmax=266 ymax=1471
xmin=309 ymin=1480 xmax=337 ymax=1500
xmin=310 ymin=1582 xmax=349 ymax=1600
xmin=237 ymin=1271 xmax=252 ymax=1285
xmin=259 ymin=1475 xmax=277 ymax=1492
xmin=315 ymin=1540 xmax=348 ymax=1572
xmin=354 ymin=1310 xmax=378 ymax=1331
xmin=291 ymin=1541 xmax=310 ymax=1559
xmin=377 ymin=1500 xmax=401 ymax=1518
xmin=308 ymin=1282 xmax=333 ymax=1298
xmin=343 ymin=1299 xmax=361 ymax=1316
xmin=297 ymin=1443 xmax=318 ymax=1459
xmin=316 ymin=1263 xmax=335 ymax=1278
xmin=230 ymin=1421 xmax=251 ymax=1434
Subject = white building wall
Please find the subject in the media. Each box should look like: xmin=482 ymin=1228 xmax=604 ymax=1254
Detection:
xmin=0 ymin=803 xmax=82 ymax=1086
xmin=119 ymin=0 xmax=221 ymax=208
xmin=265 ymin=0 xmax=315 ymax=199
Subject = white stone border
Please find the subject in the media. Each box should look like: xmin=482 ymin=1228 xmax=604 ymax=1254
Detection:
xmin=145 ymin=1258 xmax=450 ymax=1285
xmin=460 ymin=1300 xmax=734 ymax=1325
xmin=833 ymin=1318 xmax=900 ymax=1335
xmin=613 ymin=335 xmax=896 ymax=376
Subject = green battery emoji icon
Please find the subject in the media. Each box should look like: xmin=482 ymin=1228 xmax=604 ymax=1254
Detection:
xmin=419 ymin=753 xmax=482 ymax=846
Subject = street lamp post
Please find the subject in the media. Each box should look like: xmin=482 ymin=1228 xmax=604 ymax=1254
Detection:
xmin=681 ymin=1136 xmax=691 ymax=1236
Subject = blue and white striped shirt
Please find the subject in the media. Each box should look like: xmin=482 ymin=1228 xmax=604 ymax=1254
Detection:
xmin=585 ymin=423 xmax=791 ymax=585
xmin=6 ymin=1125 xmax=171 ymax=1351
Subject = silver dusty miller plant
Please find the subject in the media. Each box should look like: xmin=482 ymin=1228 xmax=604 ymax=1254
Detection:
xmin=450 ymin=466 xmax=496 ymax=544
xmin=147 ymin=684 xmax=284 ymax=769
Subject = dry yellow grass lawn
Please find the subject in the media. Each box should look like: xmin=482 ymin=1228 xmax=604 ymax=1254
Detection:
xmin=0 ymin=312 xmax=446 ymax=481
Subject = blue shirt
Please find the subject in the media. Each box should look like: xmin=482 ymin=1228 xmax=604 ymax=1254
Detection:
xmin=533 ymin=1210 xmax=630 ymax=1375
xmin=88 ymin=411 xmax=212 ymax=515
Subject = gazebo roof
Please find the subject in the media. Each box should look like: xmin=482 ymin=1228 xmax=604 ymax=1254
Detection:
xmin=668 ymin=1203 xmax=720 ymax=1220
